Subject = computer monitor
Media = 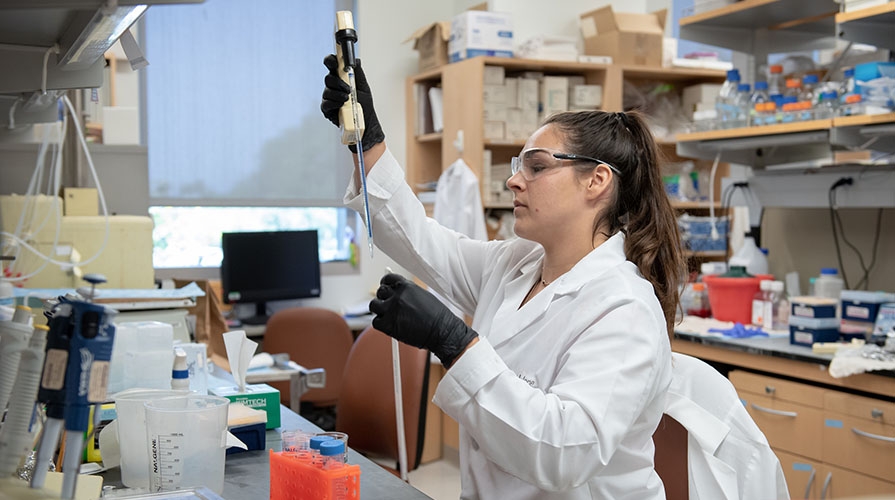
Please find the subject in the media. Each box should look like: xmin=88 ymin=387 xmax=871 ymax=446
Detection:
xmin=221 ymin=230 xmax=321 ymax=325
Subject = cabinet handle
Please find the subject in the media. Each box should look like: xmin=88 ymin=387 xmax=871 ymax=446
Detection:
xmin=804 ymin=469 xmax=816 ymax=500
xmin=765 ymin=385 xmax=776 ymax=394
xmin=871 ymin=408 xmax=883 ymax=419
xmin=820 ymin=471 xmax=832 ymax=500
xmin=751 ymin=403 xmax=797 ymax=417
xmin=852 ymin=427 xmax=895 ymax=443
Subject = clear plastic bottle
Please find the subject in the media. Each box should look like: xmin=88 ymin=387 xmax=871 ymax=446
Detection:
xmin=815 ymin=91 xmax=839 ymax=119
xmin=815 ymin=268 xmax=844 ymax=301
xmin=840 ymin=94 xmax=863 ymax=116
xmin=768 ymin=64 xmax=784 ymax=99
xmin=839 ymin=67 xmax=856 ymax=104
xmin=771 ymin=280 xmax=789 ymax=330
xmin=685 ymin=283 xmax=711 ymax=318
xmin=750 ymin=81 xmax=769 ymax=126
xmin=784 ymin=78 xmax=802 ymax=99
xmin=716 ymin=69 xmax=741 ymax=128
xmin=807 ymin=276 xmax=817 ymax=296
xmin=309 ymin=435 xmax=335 ymax=467
xmin=752 ymin=280 xmax=773 ymax=328
xmin=780 ymin=96 xmax=799 ymax=123
xmin=801 ymin=74 xmax=819 ymax=106
xmin=319 ymin=440 xmax=348 ymax=500
xmin=734 ymin=83 xmax=751 ymax=127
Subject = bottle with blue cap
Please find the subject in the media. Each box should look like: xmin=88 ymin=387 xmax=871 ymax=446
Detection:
xmin=814 ymin=268 xmax=844 ymax=302
xmin=816 ymin=91 xmax=839 ymax=119
xmin=734 ymin=83 xmax=752 ymax=127
xmin=716 ymin=69 xmax=741 ymax=128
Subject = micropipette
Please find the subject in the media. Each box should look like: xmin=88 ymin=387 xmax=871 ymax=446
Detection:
xmin=335 ymin=10 xmax=374 ymax=258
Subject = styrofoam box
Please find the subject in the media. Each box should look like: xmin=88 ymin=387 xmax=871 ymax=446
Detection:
xmin=571 ymin=85 xmax=603 ymax=108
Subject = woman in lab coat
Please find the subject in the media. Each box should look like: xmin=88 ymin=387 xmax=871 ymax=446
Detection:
xmin=322 ymin=56 xmax=685 ymax=499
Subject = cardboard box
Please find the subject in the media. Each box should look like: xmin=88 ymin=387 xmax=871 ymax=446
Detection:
xmin=211 ymin=383 xmax=281 ymax=430
xmin=405 ymin=22 xmax=451 ymax=71
xmin=682 ymin=83 xmax=722 ymax=115
xmin=579 ymin=6 xmax=667 ymax=67
xmin=571 ymin=84 xmax=602 ymax=108
xmin=540 ymin=76 xmax=569 ymax=119
xmin=449 ymin=11 xmax=513 ymax=63
xmin=518 ymin=78 xmax=539 ymax=110
xmin=484 ymin=120 xmax=505 ymax=140
xmin=63 ymin=187 xmax=99 ymax=216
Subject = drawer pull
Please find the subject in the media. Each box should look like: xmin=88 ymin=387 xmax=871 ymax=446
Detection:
xmin=804 ymin=469 xmax=816 ymax=500
xmin=871 ymin=408 xmax=883 ymax=419
xmin=764 ymin=385 xmax=776 ymax=394
xmin=751 ymin=403 xmax=797 ymax=418
xmin=851 ymin=427 xmax=895 ymax=443
xmin=820 ymin=471 xmax=832 ymax=500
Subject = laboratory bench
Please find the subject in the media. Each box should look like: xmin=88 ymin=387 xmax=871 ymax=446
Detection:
xmin=673 ymin=329 xmax=895 ymax=498
xmin=99 ymin=405 xmax=432 ymax=499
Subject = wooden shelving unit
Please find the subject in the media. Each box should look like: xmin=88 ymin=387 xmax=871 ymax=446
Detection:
xmin=836 ymin=2 xmax=895 ymax=48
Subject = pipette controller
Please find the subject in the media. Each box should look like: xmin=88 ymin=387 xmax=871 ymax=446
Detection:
xmin=335 ymin=10 xmax=374 ymax=259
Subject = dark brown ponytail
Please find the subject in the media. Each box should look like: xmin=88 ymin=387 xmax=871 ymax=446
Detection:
xmin=544 ymin=110 xmax=685 ymax=340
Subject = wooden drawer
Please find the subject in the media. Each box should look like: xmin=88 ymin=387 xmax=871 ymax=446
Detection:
xmin=742 ymin=391 xmax=824 ymax=460
xmin=825 ymin=390 xmax=895 ymax=423
xmin=819 ymin=462 xmax=895 ymax=499
xmin=775 ymin=449 xmax=823 ymax=500
xmin=822 ymin=411 xmax=895 ymax=482
xmin=730 ymin=370 xmax=825 ymax=408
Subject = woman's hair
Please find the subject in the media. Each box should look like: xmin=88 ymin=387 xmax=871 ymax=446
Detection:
xmin=544 ymin=110 xmax=685 ymax=340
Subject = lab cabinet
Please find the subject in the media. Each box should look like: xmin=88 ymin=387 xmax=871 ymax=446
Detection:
xmin=731 ymin=370 xmax=895 ymax=498
xmin=675 ymin=1 xmax=895 ymax=209
xmin=404 ymin=56 xmax=731 ymax=264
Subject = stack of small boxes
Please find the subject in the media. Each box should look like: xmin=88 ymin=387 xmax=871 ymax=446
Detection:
xmin=789 ymin=296 xmax=840 ymax=346
xmin=839 ymin=291 xmax=895 ymax=342
xmin=482 ymin=65 xmax=603 ymax=142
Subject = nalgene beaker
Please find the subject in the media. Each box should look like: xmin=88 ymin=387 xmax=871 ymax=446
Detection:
xmin=144 ymin=395 xmax=229 ymax=494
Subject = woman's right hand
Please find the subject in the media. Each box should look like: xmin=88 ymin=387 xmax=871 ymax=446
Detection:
xmin=320 ymin=54 xmax=385 ymax=153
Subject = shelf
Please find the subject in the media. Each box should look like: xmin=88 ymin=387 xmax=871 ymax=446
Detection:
xmin=484 ymin=202 xmax=514 ymax=210
xmin=832 ymin=112 xmax=895 ymax=128
xmin=679 ymin=0 xmax=839 ymax=53
xmin=416 ymin=132 xmax=442 ymax=143
xmin=683 ymin=250 xmax=727 ymax=258
xmin=672 ymin=201 xmax=724 ymax=209
xmin=620 ymin=65 xmax=726 ymax=82
xmin=476 ymin=56 xmax=611 ymax=73
xmin=836 ymin=3 xmax=895 ymax=48
xmin=484 ymin=139 xmax=526 ymax=148
xmin=676 ymin=119 xmax=833 ymax=142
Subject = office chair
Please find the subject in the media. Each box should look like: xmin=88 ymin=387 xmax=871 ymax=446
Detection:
xmin=654 ymin=353 xmax=789 ymax=500
xmin=262 ymin=307 xmax=354 ymax=412
xmin=336 ymin=326 xmax=430 ymax=475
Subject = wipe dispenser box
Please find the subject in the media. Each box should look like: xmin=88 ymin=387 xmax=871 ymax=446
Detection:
xmin=209 ymin=330 xmax=280 ymax=429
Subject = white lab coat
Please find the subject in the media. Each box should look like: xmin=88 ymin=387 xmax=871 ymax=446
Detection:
xmin=666 ymin=353 xmax=790 ymax=500
xmin=432 ymin=158 xmax=487 ymax=317
xmin=345 ymin=148 xmax=671 ymax=499
xmin=433 ymin=158 xmax=487 ymax=242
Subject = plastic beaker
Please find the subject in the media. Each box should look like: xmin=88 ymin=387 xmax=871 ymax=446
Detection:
xmin=114 ymin=389 xmax=190 ymax=488
xmin=144 ymin=395 xmax=230 ymax=494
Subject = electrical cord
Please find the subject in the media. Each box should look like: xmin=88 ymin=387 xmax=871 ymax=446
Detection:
xmin=827 ymin=177 xmax=883 ymax=290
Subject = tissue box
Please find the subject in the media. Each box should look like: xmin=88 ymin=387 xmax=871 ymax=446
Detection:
xmin=211 ymin=384 xmax=281 ymax=429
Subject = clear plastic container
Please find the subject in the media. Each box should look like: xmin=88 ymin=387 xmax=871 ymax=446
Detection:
xmin=814 ymin=268 xmax=844 ymax=301
xmin=768 ymin=64 xmax=784 ymax=98
xmin=801 ymin=74 xmax=819 ymax=106
xmin=815 ymin=91 xmax=839 ymax=119
xmin=750 ymin=81 xmax=769 ymax=126
xmin=684 ymin=282 xmax=712 ymax=318
xmin=784 ymin=78 xmax=802 ymax=99
xmin=716 ymin=69 xmax=742 ymax=128
xmin=771 ymin=280 xmax=789 ymax=330
xmin=752 ymin=280 xmax=773 ymax=327
xmin=839 ymin=94 xmax=864 ymax=116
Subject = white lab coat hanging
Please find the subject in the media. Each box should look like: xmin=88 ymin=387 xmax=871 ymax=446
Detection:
xmin=433 ymin=158 xmax=487 ymax=241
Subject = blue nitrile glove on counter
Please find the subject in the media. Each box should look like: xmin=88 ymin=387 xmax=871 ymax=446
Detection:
xmin=709 ymin=323 xmax=770 ymax=338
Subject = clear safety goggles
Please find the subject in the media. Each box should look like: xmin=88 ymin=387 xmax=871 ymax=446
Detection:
xmin=509 ymin=147 xmax=621 ymax=182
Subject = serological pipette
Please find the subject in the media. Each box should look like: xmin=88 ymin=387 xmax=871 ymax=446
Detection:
xmin=335 ymin=10 xmax=374 ymax=258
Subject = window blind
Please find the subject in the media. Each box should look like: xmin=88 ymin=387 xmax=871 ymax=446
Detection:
xmin=144 ymin=0 xmax=354 ymax=207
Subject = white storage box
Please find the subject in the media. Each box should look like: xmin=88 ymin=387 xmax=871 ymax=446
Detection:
xmin=449 ymin=11 xmax=513 ymax=62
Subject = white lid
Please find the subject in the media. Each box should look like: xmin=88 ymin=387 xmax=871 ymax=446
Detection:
xmin=759 ymin=280 xmax=773 ymax=290
xmin=771 ymin=281 xmax=784 ymax=292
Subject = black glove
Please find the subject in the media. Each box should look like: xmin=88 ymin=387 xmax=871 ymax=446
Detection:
xmin=321 ymin=54 xmax=385 ymax=153
xmin=370 ymin=273 xmax=479 ymax=368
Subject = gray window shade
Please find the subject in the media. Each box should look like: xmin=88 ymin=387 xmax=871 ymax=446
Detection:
xmin=144 ymin=0 xmax=353 ymax=207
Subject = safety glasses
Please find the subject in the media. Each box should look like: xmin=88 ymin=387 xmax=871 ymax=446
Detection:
xmin=509 ymin=147 xmax=621 ymax=182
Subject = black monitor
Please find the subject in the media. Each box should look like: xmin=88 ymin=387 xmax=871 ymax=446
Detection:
xmin=221 ymin=230 xmax=321 ymax=325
